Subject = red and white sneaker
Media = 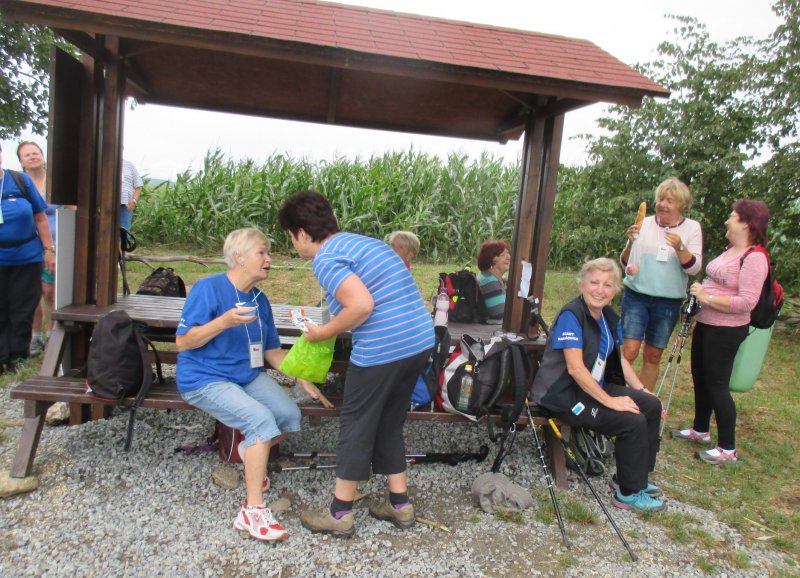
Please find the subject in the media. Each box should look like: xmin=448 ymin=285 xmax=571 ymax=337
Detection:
xmin=696 ymin=447 xmax=738 ymax=465
xmin=238 ymin=441 xmax=270 ymax=491
xmin=234 ymin=505 xmax=288 ymax=542
xmin=670 ymin=428 xmax=712 ymax=443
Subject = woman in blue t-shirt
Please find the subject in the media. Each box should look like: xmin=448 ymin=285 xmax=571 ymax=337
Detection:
xmin=0 ymin=143 xmax=55 ymax=375
xmin=278 ymin=191 xmax=434 ymax=538
xmin=176 ymin=228 xmax=332 ymax=543
xmin=531 ymin=258 xmax=665 ymax=513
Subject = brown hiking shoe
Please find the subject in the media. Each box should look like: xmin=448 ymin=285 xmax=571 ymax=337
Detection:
xmin=368 ymin=501 xmax=415 ymax=529
xmin=300 ymin=509 xmax=355 ymax=538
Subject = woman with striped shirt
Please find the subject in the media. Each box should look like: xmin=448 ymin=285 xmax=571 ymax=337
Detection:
xmin=278 ymin=191 xmax=435 ymax=538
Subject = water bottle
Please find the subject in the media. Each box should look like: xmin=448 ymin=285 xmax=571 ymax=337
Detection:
xmin=433 ymin=287 xmax=449 ymax=326
xmin=456 ymin=365 xmax=474 ymax=411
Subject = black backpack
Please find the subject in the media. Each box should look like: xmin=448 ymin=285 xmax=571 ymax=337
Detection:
xmin=85 ymin=310 xmax=163 ymax=451
xmin=136 ymin=267 xmax=187 ymax=298
xmin=564 ymin=427 xmax=614 ymax=476
xmin=740 ymin=247 xmax=784 ymax=329
xmin=438 ymin=270 xmax=488 ymax=323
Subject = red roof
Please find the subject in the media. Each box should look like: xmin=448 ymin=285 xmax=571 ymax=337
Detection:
xmin=15 ymin=0 xmax=667 ymax=96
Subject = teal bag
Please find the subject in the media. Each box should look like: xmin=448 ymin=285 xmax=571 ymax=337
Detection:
xmin=278 ymin=335 xmax=336 ymax=383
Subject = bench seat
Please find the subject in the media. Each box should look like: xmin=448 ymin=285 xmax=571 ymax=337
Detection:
xmin=9 ymin=376 xmax=569 ymax=487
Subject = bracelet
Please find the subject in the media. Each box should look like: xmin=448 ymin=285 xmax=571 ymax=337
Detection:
xmin=707 ymin=294 xmax=714 ymax=304
xmin=45 ymin=245 xmax=56 ymax=253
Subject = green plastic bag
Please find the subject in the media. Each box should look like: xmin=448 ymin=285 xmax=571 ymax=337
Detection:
xmin=278 ymin=335 xmax=336 ymax=383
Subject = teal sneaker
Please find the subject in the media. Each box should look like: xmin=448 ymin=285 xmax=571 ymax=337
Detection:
xmin=609 ymin=474 xmax=663 ymax=498
xmin=612 ymin=489 xmax=667 ymax=512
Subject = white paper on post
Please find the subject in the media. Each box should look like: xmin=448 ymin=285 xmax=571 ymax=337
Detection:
xmin=518 ymin=260 xmax=532 ymax=298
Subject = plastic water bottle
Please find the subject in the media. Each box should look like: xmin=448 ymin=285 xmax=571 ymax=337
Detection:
xmin=433 ymin=287 xmax=449 ymax=327
xmin=456 ymin=365 xmax=474 ymax=411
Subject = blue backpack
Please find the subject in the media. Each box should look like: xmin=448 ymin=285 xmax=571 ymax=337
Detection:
xmin=410 ymin=326 xmax=451 ymax=410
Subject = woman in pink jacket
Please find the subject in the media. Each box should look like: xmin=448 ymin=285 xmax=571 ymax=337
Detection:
xmin=673 ymin=200 xmax=771 ymax=465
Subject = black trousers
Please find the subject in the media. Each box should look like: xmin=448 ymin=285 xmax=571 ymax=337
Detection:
xmin=335 ymin=350 xmax=429 ymax=481
xmin=690 ymin=321 xmax=748 ymax=450
xmin=551 ymin=384 xmax=662 ymax=491
xmin=0 ymin=261 xmax=43 ymax=364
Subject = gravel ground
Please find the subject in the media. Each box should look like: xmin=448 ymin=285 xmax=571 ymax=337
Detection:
xmin=1 ymin=375 xmax=797 ymax=578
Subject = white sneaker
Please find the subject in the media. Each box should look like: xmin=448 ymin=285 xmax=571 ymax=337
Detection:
xmin=234 ymin=505 xmax=288 ymax=542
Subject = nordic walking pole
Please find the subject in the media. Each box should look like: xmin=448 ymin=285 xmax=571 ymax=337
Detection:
xmin=525 ymin=399 xmax=570 ymax=549
xmin=655 ymin=296 xmax=698 ymax=437
xmin=547 ymin=419 xmax=638 ymax=562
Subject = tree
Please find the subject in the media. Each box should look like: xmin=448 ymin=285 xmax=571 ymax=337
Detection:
xmin=0 ymin=15 xmax=73 ymax=139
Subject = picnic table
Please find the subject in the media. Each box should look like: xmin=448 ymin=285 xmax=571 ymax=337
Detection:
xmin=10 ymin=295 xmax=567 ymax=487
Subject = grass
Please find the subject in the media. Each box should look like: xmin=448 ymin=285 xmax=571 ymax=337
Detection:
xmin=2 ymin=245 xmax=798 ymax=563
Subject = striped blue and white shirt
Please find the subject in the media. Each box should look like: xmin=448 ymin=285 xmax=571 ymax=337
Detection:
xmin=313 ymin=232 xmax=434 ymax=367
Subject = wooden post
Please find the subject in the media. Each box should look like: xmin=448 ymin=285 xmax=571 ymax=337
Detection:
xmin=504 ymin=102 xmax=564 ymax=335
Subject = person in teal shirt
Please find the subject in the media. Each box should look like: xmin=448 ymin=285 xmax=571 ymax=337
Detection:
xmin=476 ymin=239 xmax=510 ymax=323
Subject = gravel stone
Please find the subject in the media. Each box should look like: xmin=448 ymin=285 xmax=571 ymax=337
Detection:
xmin=1 ymin=376 xmax=797 ymax=577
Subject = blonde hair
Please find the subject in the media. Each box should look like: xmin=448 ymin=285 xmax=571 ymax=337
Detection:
xmin=223 ymin=228 xmax=270 ymax=268
xmin=387 ymin=230 xmax=420 ymax=257
xmin=578 ymin=257 xmax=622 ymax=292
xmin=654 ymin=177 xmax=692 ymax=212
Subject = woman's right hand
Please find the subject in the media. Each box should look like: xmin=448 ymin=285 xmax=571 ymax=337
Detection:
xmin=220 ymin=307 xmax=258 ymax=329
xmin=626 ymin=225 xmax=640 ymax=242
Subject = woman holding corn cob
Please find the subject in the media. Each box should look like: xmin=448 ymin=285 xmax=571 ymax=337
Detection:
xmin=619 ymin=177 xmax=703 ymax=390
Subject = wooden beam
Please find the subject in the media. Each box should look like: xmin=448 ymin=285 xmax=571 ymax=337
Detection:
xmin=95 ymin=35 xmax=123 ymax=306
xmin=503 ymin=102 xmax=564 ymax=334
xmin=326 ymin=68 xmax=341 ymax=124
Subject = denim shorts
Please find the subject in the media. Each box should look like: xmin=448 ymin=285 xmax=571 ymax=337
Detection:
xmin=620 ymin=288 xmax=682 ymax=349
xmin=181 ymin=372 xmax=301 ymax=448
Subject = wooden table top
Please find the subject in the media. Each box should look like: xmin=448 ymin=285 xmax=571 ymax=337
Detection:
xmin=51 ymin=295 xmax=545 ymax=350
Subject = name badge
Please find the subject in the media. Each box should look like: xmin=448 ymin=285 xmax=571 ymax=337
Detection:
xmin=249 ymin=343 xmax=264 ymax=368
xmin=591 ymin=355 xmax=606 ymax=381
xmin=656 ymin=244 xmax=670 ymax=262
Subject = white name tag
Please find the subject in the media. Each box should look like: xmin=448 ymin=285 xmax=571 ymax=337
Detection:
xmin=249 ymin=343 xmax=264 ymax=368
xmin=656 ymin=244 xmax=670 ymax=262
xmin=591 ymin=356 xmax=606 ymax=381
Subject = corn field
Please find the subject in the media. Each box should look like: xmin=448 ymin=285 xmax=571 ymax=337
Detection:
xmin=134 ymin=149 xmax=520 ymax=263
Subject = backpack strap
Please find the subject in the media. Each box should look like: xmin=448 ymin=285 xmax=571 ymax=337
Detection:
xmin=123 ymin=328 xmax=163 ymax=451
xmin=6 ymin=169 xmax=33 ymax=204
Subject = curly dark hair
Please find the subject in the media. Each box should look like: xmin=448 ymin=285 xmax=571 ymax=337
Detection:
xmin=477 ymin=239 xmax=510 ymax=271
xmin=277 ymin=190 xmax=340 ymax=242
xmin=732 ymin=199 xmax=770 ymax=247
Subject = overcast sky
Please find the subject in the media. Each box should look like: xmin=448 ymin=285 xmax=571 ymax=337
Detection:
xmin=1 ymin=0 xmax=780 ymax=180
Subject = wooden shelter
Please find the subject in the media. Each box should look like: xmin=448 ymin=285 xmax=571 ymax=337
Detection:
xmin=1 ymin=0 xmax=668 ymax=334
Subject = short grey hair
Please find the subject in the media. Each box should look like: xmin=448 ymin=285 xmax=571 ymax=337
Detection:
xmin=654 ymin=177 xmax=692 ymax=212
xmin=387 ymin=230 xmax=420 ymax=257
xmin=578 ymin=257 xmax=622 ymax=292
xmin=222 ymin=228 xmax=270 ymax=268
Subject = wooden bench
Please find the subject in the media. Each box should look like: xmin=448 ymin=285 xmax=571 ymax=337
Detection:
xmin=9 ymin=376 xmax=569 ymax=488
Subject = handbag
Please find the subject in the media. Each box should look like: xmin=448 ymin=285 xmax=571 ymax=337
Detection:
xmin=278 ymin=334 xmax=336 ymax=383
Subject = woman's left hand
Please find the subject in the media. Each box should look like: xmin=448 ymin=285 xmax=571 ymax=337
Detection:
xmin=44 ymin=251 xmax=56 ymax=275
xmin=297 ymin=379 xmax=334 ymax=408
xmin=664 ymin=232 xmax=683 ymax=251
xmin=303 ymin=321 xmax=327 ymax=343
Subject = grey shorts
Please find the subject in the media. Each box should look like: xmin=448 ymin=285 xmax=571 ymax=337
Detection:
xmin=335 ymin=350 xmax=429 ymax=481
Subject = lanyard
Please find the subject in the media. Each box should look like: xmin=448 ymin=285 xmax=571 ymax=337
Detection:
xmin=600 ymin=313 xmax=612 ymax=360
xmin=231 ymin=284 xmax=264 ymax=345
xmin=0 ymin=172 xmax=5 ymax=224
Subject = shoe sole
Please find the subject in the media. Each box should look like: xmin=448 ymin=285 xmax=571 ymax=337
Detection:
xmin=233 ymin=522 xmax=289 ymax=542
xmin=611 ymin=496 xmax=667 ymax=512
xmin=300 ymin=520 xmax=356 ymax=538
xmin=669 ymin=430 xmax=712 ymax=444
xmin=695 ymin=452 xmax=737 ymax=465
xmin=369 ymin=510 xmax=415 ymax=530
xmin=608 ymin=479 xmax=663 ymax=499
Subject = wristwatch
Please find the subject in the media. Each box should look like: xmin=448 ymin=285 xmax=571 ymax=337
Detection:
xmin=678 ymin=242 xmax=685 ymax=251
xmin=707 ymin=294 xmax=714 ymax=304
xmin=45 ymin=245 xmax=56 ymax=254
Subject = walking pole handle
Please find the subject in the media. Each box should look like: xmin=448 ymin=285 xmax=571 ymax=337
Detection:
xmin=548 ymin=418 xmax=564 ymax=440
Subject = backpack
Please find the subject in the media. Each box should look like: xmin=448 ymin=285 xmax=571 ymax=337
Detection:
xmin=740 ymin=247 xmax=784 ymax=329
xmin=437 ymin=334 xmax=531 ymax=428
xmin=85 ymin=310 xmax=163 ymax=451
xmin=438 ymin=270 xmax=488 ymax=324
xmin=214 ymin=421 xmax=245 ymax=463
xmin=564 ymin=427 xmax=614 ymax=476
xmin=410 ymin=326 xmax=451 ymax=410
xmin=136 ymin=267 xmax=187 ymax=298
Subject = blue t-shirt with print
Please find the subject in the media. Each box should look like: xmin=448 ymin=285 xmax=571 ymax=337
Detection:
xmin=0 ymin=171 xmax=47 ymax=266
xmin=176 ymin=273 xmax=280 ymax=393
xmin=551 ymin=310 xmax=623 ymax=389
xmin=313 ymin=232 xmax=434 ymax=367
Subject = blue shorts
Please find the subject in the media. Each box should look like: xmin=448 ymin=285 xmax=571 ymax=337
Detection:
xmin=120 ymin=205 xmax=133 ymax=231
xmin=620 ymin=288 xmax=682 ymax=350
xmin=180 ymin=372 xmax=301 ymax=448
